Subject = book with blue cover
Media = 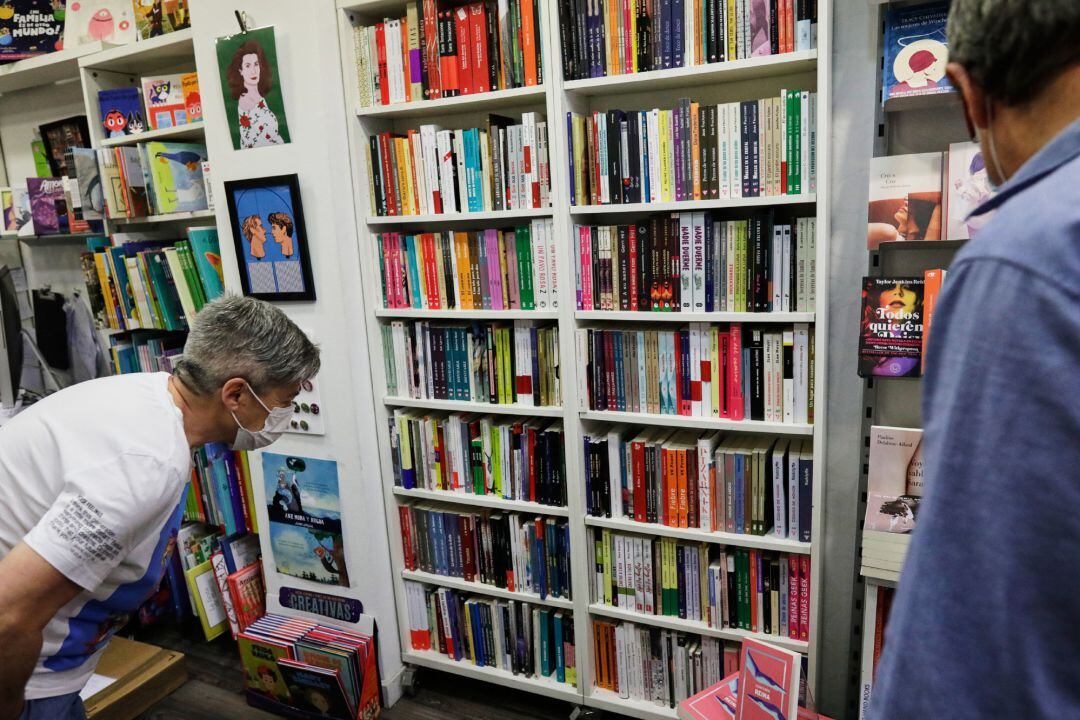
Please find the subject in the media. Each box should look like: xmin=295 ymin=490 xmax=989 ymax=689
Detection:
xmin=98 ymin=87 xmax=146 ymax=138
xmin=882 ymin=2 xmax=953 ymax=105
xmin=144 ymin=140 xmax=208 ymax=213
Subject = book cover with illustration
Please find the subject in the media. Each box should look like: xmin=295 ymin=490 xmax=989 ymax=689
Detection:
xmin=858 ymin=276 xmax=925 ymax=378
xmin=1 ymin=188 xmax=12 ymax=232
xmin=70 ymin=147 xmax=104 ymax=222
xmin=262 ymin=453 xmax=350 ymax=588
xmin=882 ymin=2 xmax=952 ymax=104
xmin=11 ymin=186 xmax=32 ymax=236
xmin=64 ymin=0 xmax=135 ymax=46
xmin=98 ymin=87 xmax=146 ymax=138
xmin=132 ymin=0 xmax=190 ymax=40
xmin=0 ymin=1 xmax=64 ymax=62
xmin=864 ymin=426 xmax=924 ymax=533
xmin=186 ymin=226 xmax=223 ymax=300
xmin=678 ymin=672 xmax=739 ymax=720
xmin=867 ymin=153 xmax=943 ymax=249
xmin=144 ymin=140 xmax=208 ymax=213
xmin=735 ymin=639 xmax=802 ymax=720
xmin=27 ymin=176 xmax=67 ymax=235
xmin=181 ymin=71 xmax=202 ymax=123
xmin=141 ymin=73 xmax=188 ymax=129
xmin=277 ymin=659 xmax=354 ymax=719
xmin=945 ymin=141 xmax=996 ymax=240
xmin=238 ymin=633 xmax=293 ymax=704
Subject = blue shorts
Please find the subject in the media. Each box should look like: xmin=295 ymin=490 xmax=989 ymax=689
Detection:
xmin=19 ymin=693 xmax=86 ymax=720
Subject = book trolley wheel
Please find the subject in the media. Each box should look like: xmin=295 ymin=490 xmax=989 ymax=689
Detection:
xmin=401 ymin=665 xmax=420 ymax=697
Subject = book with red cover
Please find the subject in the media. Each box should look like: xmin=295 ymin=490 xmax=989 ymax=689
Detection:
xmin=678 ymin=671 xmax=739 ymax=720
xmin=468 ymin=3 xmax=489 ymax=94
xmin=453 ymin=7 xmax=472 ymax=95
xmin=227 ymin=562 xmax=266 ymax=634
xmin=735 ymin=638 xmax=802 ymax=720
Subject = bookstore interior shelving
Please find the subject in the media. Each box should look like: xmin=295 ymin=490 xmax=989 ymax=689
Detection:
xmin=336 ymin=1 xmax=833 ymax=717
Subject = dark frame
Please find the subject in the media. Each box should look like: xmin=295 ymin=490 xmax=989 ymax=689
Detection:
xmin=224 ymin=173 xmax=316 ymax=302
xmin=38 ymin=116 xmax=91 ymax=178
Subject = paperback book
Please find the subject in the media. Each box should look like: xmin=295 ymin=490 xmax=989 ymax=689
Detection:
xmin=882 ymin=2 xmax=952 ymax=105
xmin=944 ymin=141 xmax=995 ymax=241
xmin=858 ymin=277 xmax=924 ymax=378
xmin=735 ymin=638 xmax=801 ymax=720
xmin=864 ymin=426 xmax=923 ymax=534
xmin=866 ymin=153 xmax=943 ymax=249
xmin=27 ymin=177 xmax=67 ymax=235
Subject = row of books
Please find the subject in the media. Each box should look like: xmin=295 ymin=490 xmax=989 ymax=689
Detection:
xmin=577 ymin=323 xmax=814 ymax=423
xmin=559 ymin=0 xmax=818 ymax=80
xmin=593 ymin=621 xmax=738 ymax=706
xmin=389 ymin=410 xmax=568 ymax=508
xmin=584 ymin=429 xmax=813 ymax=540
xmin=95 ymin=141 xmax=210 ymax=218
xmin=81 ymin=227 xmax=224 ymax=332
xmin=404 ymin=582 xmax=577 ymax=685
xmin=238 ymin=614 xmax=380 ymax=720
xmin=575 ymin=212 xmax=816 ymax=313
xmin=185 ymin=443 xmax=259 ymax=537
xmin=567 ymin=91 xmax=817 ymax=206
xmin=367 ymin=114 xmax=551 ymax=217
xmin=106 ymin=333 xmax=183 ymax=376
xmin=98 ymin=72 xmax=202 ymax=137
xmin=399 ymin=504 xmax=572 ymax=600
xmin=374 ymin=220 xmax=558 ymax=311
xmin=382 ymin=320 xmax=562 ymax=407
xmin=353 ymin=0 xmax=543 ymax=107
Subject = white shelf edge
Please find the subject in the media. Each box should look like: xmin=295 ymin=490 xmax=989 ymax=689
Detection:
xmin=367 ymin=208 xmax=554 ymax=225
xmin=356 ymin=85 xmax=547 ymax=118
xmin=99 ymin=122 xmax=205 ymax=148
xmin=0 ymin=41 xmax=107 ymax=93
xmin=575 ymin=311 xmax=815 ymax=323
xmin=77 ymin=28 xmax=194 ymax=69
xmin=587 ymin=688 xmax=679 ymax=720
xmin=580 ymin=410 xmax=815 ymax=436
xmin=375 ymin=308 xmax=559 ymax=320
xmin=384 ymin=396 xmax=564 ymax=417
xmin=583 ymin=515 xmax=812 ymax=554
xmin=400 ymin=650 xmax=581 ymax=701
xmin=392 ymin=486 xmax=570 ymax=517
xmin=402 ymin=569 xmax=574 ymax=610
xmin=110 ymin=209 xmax=215 ymax=225
xmin=569 ymin=195 xmax=816 ymax=215
xmin=588 ymin=604 xmax=810 ymax=653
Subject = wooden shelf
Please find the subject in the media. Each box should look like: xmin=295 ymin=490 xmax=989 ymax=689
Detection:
xmin=569 ymin=195 xmax=816 ymax=216
xmin=575 ymin=311 xmax=815 ymax=323
xmin=564 ymin=51 xmax=818 ymax=96
xmin=0 ymin=42 xmax=106 ymax=94
xmin=583 ymin=515 xmax=812 ymax=554
xmin=376 ymin=308 xmax=559 ymax=320
xmin=367 ymin=208 xmax=553 ymax=225
xmin=79 ymin=29 xmax=194 ymax=73
xmin=100 ymin=122 xmax=205 ymax=147
xmin=392 ymin=487 xmax=569 ymax=516
xmin=402 ymin=569 xmax=574 ymax=610
xmin=356 ymin=85 xmax=547 ymax=119
xmin=384 ymin=396 xmax=564 ymax=417
xmin=579 ymin=410 xmax=814 ymax=436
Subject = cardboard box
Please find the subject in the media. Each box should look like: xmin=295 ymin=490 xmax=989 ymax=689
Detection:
xmin=83 ymin=637 xmax=187 ymax=720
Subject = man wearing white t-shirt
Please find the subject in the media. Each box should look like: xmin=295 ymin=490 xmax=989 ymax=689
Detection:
xmin=0 ymin=296 xmax=319 ymax=720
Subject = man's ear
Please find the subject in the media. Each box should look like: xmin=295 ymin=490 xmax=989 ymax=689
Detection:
xmin=946 ymin=62 xmax=988 ymax=136
xmin=220 ymin=377 xmax=248 ymax=412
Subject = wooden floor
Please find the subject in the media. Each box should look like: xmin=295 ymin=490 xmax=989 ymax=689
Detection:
xmin=131 ymin=622 xmax=604 ymax=720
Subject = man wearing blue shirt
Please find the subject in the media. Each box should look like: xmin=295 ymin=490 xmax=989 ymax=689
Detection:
xmin=870 ymin=2 xmax=1080 ymax=718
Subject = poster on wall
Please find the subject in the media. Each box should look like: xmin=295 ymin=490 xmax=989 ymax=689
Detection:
xmin=225 ymin=174 xmax=315 ymax=301
xmin=214 ymin=26 xmax=291 ymax=150
xmin=262 ymin=453 xmax=350 ymax=588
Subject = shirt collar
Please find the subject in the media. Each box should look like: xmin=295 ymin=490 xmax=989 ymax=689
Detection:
xmin=972 ymin=116 xmax=1080 ymax=215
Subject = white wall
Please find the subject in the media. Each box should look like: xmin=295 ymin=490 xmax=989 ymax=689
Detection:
xmin=188 ymin=0 xmax=403 ymax=704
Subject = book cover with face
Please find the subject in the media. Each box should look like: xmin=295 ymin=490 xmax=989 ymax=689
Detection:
xmin=867 ymin=153 xmax=943 ymax=249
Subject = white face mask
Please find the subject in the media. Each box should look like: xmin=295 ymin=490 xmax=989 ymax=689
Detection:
xmin=976 ymin=98 xmax=1007 ymax=190
xmin=230 ymin=383 xmax=293 ymax=451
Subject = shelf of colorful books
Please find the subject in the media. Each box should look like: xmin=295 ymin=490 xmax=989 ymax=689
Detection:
xmin=367 ymin=208 xmax=554 ymax=226
xmin=375 ymin=308 xmax=559 ymax=321
xmin=583 ymin=516 xmax=812 ymax=555
xmin=99 ymin=122 xmax=205 ymax=148
xmin=392 ymin=486 xmax=571 ymax=517
xmin=883 ymin=91 xmax=962 ymax=114
xmin=588 ymin=604 xmax=810 ymax=654
xmin=586 ymin=687 xmax=679 ymax=720
xmin=356 ymin=85 xmax=548 ymax=120
xmin=579 ymin=410 xmax=814 ymax=436
xmin=0 ymin=41 xmax=108 ymax=94
xmin=383 ymin=396 xmax=564 ymax=417
xmin=575 ymin=311 xmax=816 ymax=324
xmin=401 ymin=649 xmax=583 ymax=701
xmin=569 ymin=195 xmax=817 ymax=217
xmin=110 ymin=209 xmax=216 ymax=226
xmin=402 ymin=569 xmax=575 ymax=610
xmin=563 ymin=51 xmax=819 ymax=97
xmin=79 ymin=28 xmax=195 ymax=74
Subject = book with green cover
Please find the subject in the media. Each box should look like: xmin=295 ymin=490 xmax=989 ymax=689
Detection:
xmin=175 ymin=240 xmax=208 ymax=311
xmin=144 ymin=141 xmax=209 ymax=213
xmin=145 ymin=251 xmax=185 ymax=331
xmin=516 ymin=227 xmax=535 ymax=310
xmin=186 ymin=227 xmax=224 ymax=301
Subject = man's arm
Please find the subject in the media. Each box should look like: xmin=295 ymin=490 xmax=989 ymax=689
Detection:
xmin=0 ymin=542 xmax=83 ymax=720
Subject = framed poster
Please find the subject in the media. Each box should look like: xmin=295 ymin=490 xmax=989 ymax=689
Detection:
xmin=224 ymin=174 xmax=315 ymax=302
xmin=214 ymin=26 xmax=291 ymax=151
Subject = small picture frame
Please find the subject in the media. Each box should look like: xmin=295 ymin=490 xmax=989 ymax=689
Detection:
xmin=38 ymin=116 xmax=92 ymax=178
xmin=224 ymin=174 xmax=315 ymax=301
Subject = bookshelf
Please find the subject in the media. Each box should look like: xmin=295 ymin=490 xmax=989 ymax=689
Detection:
xmin=336 ymin=0 xmax=832 ymax=715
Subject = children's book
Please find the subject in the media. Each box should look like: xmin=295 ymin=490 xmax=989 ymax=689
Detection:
xmin=186 ymin=227 xmax=224 ymax=300
xmin=144 ymin=140 xmax=208 ymax=213
xmin=98 ymin=87 xmax=146 ymax=138
xmin=184 ymin=557 xmax=229 ymax=641
xmin=944 ymin=141 xmax=995 ymax=240
xmin=1 ymin=188 xmax=13 ymax=232
xmin=858 ymin=276 xmax=925 ymax=378
xmin=69 ymin=147 xmax=105 ymax=223
xmin=132 ymin=0 xmax=190 ymax=40
xmin=141 ymin=74 xmax=188 ymax=129
xmin=864 ymin=426 xmax=923 ymax=534
xmin=0 ymin=1 xmax=64 ymax=62
xmin=227 ymin=562 xmax=266 ymax=634
xmin=237 ymin=632 xmax=293 ymax=704
xmin=882 ymin=2 xmax=952 ymax=105
xmin=64 ymin=0 xmax=136 ymax=45
xmin=27 ymin=177 xmax=67 ymax=235
xmin=11 ymin=186 xmax=33 ymax=237
xmin=735 ymin=639 xmax=802 ymax=720
xmin=276 ymin=659 xmax=354 ymax=720
xmin=182 ymin=71 xmax=202 ymax=123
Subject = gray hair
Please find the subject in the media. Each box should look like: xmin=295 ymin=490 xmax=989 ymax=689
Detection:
xmin=174 ymin=295 xmax=320 ymax=396
xmin=948 ymin=0 xmax=1080 ymax=106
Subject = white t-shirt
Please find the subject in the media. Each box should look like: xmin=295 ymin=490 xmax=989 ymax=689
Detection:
xmin=0 ymin=372 xmax=191 ymax=699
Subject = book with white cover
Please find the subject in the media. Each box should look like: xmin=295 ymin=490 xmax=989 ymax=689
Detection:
xmin=864 ymin=426 xmax=924 ymax=533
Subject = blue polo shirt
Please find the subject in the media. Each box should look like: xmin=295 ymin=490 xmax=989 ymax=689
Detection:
xmin=869 ymin=119 xmax=1080 ymax=718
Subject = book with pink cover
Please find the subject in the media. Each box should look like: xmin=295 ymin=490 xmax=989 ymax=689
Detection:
xmin=677 ymin=672 xmax=739 ymax=720
xmin=863 ymin=426 xmax=924 ymax=533
xmin=735 ymin=639 xmax=801 ymax=720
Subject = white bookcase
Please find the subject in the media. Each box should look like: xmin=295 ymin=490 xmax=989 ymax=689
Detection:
xmin=335 ymin=1 xmax=832 ymax=716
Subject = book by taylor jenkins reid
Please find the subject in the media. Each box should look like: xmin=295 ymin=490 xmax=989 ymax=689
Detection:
xmin=858 ymin=277 xmax=925 ymax=378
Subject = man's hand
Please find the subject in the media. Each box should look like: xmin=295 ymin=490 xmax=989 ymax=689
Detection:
xmin=0 ymin=542 xmax=83 ymax=720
